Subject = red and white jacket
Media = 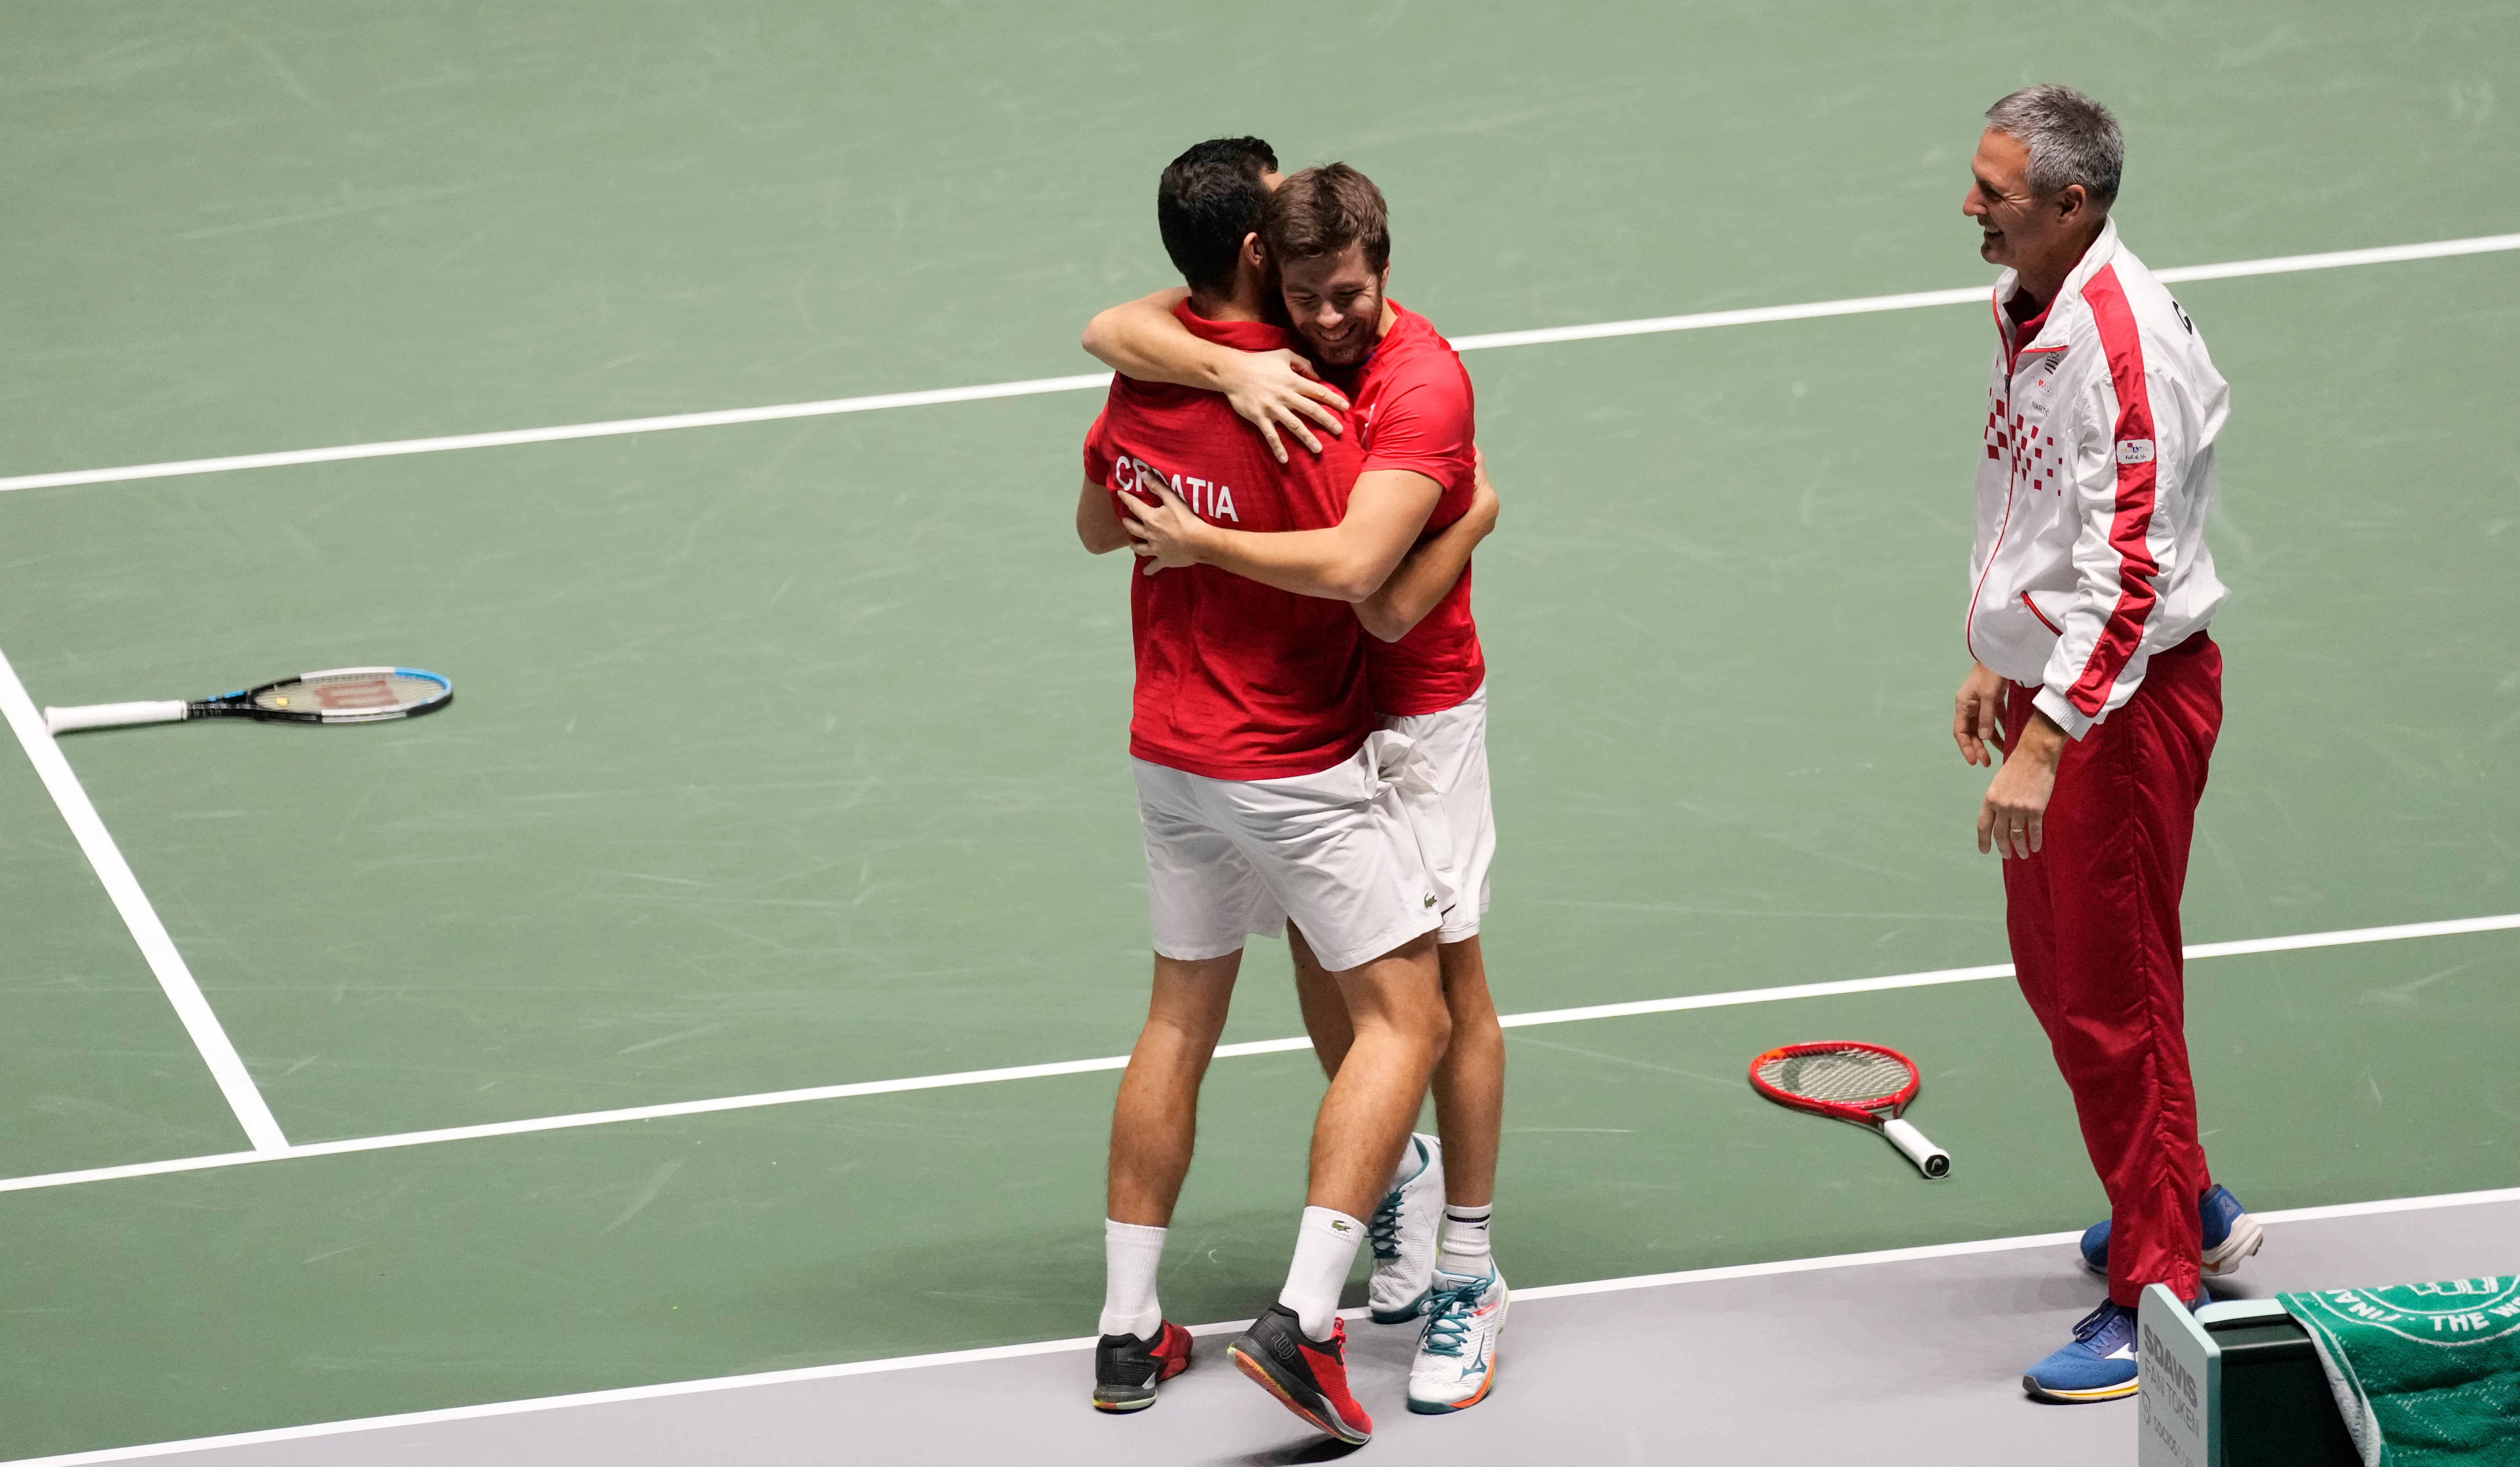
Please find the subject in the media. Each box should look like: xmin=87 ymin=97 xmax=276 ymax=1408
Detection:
xmin=1967 ymin=217 xmax=2229 ymax=739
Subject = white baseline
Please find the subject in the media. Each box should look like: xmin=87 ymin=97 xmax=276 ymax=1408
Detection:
xmin=13 ymin=1182 xmax=2517 ymax=1466
xmin=0 ymin=646 xmax=288 ymax=1152
xmin=0 ymin=231 xmax=2512 ymax=497
xmin=2 ymin=911 xmax=2511 ymax=1199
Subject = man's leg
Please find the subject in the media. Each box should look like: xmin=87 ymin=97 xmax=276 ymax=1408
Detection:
xmin=1290 ymin=926 xmax=1352 ymax=1081
xmin=1215 ymin=743 xmax=1445 ymax=1443
xmin=1302 ymin=932 xmax=1448 ymax=1221
xmin=2014 ymin=645 xmax=2225 ymax=1403
xmin=2008 ymin=680 xmax=2209 ymax=1309
xmin=1427 ymin=936 xmax=1503 ymax=1212
xmin=1092 ymin=952 xmax=1238 ymax=1413
xmin=1230 ymin=933 xmax=1444 ymax=1445
xmin=1106 ymin=952 xmax=1243 ymax=1229
xmin=1098 ymin=758 xmax=1278 ymax=1412
xmin=1292 ymin=926 xmax=1444 ymax=1325
xmin=1292 ymin=929 xmax=1501 ymax=1212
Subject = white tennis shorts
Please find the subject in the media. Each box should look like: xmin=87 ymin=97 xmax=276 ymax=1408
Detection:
xmin=1133 ymin=738 xmax=1444 ymax=975
xmin=1382 ymin=681 xmax=1494 ymax=943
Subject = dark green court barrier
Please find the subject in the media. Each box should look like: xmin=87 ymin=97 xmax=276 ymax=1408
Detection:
xmin=2140 ymin=1286 xmax=2520 ymax=1467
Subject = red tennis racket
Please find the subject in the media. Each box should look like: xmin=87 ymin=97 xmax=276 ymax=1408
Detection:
xmin=1750 ymin=1041 xmax=1951 ymax=1179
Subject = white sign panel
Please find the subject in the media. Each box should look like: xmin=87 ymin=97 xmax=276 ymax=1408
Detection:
xmin=2138 ymin=1284 xmax=2221 ymax=1467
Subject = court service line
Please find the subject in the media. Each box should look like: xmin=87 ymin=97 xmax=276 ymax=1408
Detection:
xmin=17 ymin=1183 xmax=2519 ymax=1466
xmin=1 ymin=911 xmax=2512 ymax=1199
xmin=0 ymin=647 xmax=290 ymax=1153
xmin=0 ymin=231 xmax=2512 ymax=497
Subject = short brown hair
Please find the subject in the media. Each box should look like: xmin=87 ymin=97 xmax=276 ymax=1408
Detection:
xmin=1262 ymin=163 xmax=1390 ymax=272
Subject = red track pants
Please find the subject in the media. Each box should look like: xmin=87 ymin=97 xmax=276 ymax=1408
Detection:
xmin=2002 ymin=633 xmax=2221 ymax=1307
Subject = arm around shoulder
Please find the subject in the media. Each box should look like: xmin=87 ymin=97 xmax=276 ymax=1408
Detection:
xmin=1081 ymin=289 xmax=1206 ymax=384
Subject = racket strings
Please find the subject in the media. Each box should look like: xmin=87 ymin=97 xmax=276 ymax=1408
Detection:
xmin=251 ymin=672 xmax=445 ymax=715
xmin=1756 ymin=1049 xmax=1911 ymax=1108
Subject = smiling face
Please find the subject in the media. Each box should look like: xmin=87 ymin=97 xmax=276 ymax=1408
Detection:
xmin=1278 ymin=242 xmax=1388 ymax=368
xmin=1963 ymin=128 xmax=2097 ymax=292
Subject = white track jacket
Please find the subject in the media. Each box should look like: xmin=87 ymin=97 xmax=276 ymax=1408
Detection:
xmin=1967 ymin=217 xmax=2228 ymax=740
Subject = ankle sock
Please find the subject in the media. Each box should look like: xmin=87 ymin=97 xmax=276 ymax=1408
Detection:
xmin=1437 ymin=1203 xmax=1494 ymax=1277
xmin=1098 ymin=1219 xmax=1167 ymax=1340
xmin=1278 ymin=1205 xmax=1366 ymax=1340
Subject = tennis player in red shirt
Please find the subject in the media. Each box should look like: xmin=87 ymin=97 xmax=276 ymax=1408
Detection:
xmin=1097 ymin=163 xmax=1508 ymax=1419
xmin=1075 ymin=140 xmax=1492 ymax=1444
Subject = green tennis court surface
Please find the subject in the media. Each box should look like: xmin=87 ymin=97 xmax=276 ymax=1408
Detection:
xmin=3 ymin=1 xmax=2515 ymax=1460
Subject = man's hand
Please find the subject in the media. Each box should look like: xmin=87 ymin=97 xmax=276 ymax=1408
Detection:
xmin=1953 ymin=661 xmax=2008 ymax=767
xmin=1117 ymin=477 xmax=1210 ymax=576
xmin=1977 ymin=708 xmax=2066 ymax=859
xmin=1219 ymin=349 xmax=1348 ymax=464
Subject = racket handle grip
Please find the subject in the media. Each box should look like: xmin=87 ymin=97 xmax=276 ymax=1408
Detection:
xmin=44 ymin=701 xmax=189 ymax=734
xmin=1883 ymin=1118 xmax=1951 ymax=1179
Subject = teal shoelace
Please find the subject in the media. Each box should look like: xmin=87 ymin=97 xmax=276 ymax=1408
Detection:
xmin=1419 ymin=1277 xmax=1487 ymax=1358
xmin=1366 ymin=1186 xmax=1406 ymax=1261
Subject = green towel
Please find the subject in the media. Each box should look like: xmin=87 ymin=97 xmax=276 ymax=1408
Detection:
xmin=2278 ymin=1278 xmax=2520 ymax=1465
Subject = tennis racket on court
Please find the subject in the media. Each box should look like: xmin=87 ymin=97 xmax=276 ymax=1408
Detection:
xmin=43 ymin=667 xmax=452 ymax=734
xmin=1750 ymin=1041 xmax=1951 ymax=1179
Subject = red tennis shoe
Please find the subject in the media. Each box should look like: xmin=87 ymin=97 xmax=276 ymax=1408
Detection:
xmin=1228 ymin=1305 xmax=1373 ymax=1445
xmin=1092 ymin=1320 xmax=1192 ymax=1412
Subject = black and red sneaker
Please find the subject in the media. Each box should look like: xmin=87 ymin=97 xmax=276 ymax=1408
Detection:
xmin=1228 ymin=1304 xmax=1373 ymax=1445
xmin=1092 ymin=1321 xmax=1193 ymax=1412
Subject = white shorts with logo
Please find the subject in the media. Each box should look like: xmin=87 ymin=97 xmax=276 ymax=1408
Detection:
xmin=1134 ymin=739 xmax=1443 ymax=975
xmin=1382 ymin=681 xmax=1495 ymax=943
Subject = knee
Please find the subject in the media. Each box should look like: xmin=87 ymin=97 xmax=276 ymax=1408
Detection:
xmin=1410 ymin=995 xmax=1454 ymax=1059
xmin=1355 ymin=988 xmax=1450 ymax=1058
xmin=1421 ymin=1008 xmax=1461 ymax=1064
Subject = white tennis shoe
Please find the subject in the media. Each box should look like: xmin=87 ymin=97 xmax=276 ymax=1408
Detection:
xmin=1367 ymin=1133 xmax=1444 ymax=1323
xmin=1407 ymin=1265 xmax=1508 ymax=1413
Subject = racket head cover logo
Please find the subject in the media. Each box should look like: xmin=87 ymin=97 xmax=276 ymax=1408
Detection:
xmin=1749 ymin=1040 xmax=1921 ymax=1119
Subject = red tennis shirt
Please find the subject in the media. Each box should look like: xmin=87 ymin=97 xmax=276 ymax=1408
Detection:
xmin=1081 ymin=302 xmax=1375 ymax=781
xmin=1335 ymin=302 xmax=1485 ymax=715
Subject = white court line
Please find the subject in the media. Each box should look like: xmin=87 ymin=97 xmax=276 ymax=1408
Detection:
xmin=0 ymin=231 xmax=2513 ymax=497
xmin=1446 ymin=231 xmax=2520 ymax=351
xmin=0 ymin=647 xmax=288 ymax=1153
xmin=2 ymin=911 xmax=2512 ymax=1199
xmin=1493 ymin=911 xmax=2520 ymax=1030
xmin=17 ymin=1182 xmax=2519 ymax=1466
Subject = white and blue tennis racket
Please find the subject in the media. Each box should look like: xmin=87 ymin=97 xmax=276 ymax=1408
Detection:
xmin=44 ymin=667 xmax=452 ymax=734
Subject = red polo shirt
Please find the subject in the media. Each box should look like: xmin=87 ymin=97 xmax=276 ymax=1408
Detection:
xmin=1081 ymin=302 xmax=1375 ymax=780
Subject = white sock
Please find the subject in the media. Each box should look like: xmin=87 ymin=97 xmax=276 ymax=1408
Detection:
xmin=1099 ymin=1219 xmax=1167 ymax=1340
xmin=1277 ymin=1206 xmax=1365 ymax=1341
xmin=1437 ymin=1203 xmax=1494 ymax=1278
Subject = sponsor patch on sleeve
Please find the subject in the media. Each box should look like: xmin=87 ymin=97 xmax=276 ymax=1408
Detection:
xmin=2115 ymin=439 xmax=2156 ymax=465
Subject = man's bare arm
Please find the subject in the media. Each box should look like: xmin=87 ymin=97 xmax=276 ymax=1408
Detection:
xmin=1076 ymin=476 xmax=1130 ymax=554
xmin=1080 ymin=291 xmax=1348 ymax=464
xmin=1357 ymin=456 xmax=1499 ymax=643
xmin=1119 ymin=469 xmax=1440 ymax=602
xmin=1081 ymin=288 xmax=1203 ymax=384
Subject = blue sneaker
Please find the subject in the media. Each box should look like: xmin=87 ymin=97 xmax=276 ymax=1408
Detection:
xmin=2078 ymin=1184 xmax=2263 ymax=1279
xmin=2023 ymin=1301 xmax=2142 ymax=1402
xmin=2023 ymin=1295 xmax=2210 ymax=1403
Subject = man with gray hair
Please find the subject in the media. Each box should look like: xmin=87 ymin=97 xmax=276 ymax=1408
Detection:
xmin=1953 ymin=84 xmax=2263 ymax=1403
